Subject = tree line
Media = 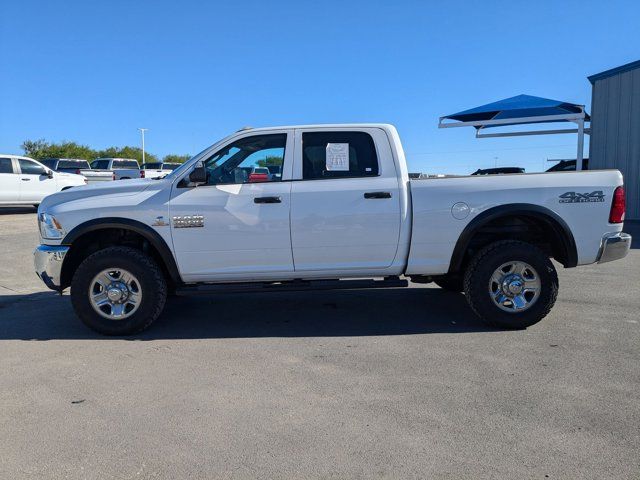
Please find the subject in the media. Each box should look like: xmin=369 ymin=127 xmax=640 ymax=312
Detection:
xmin=21 ymin=139 xmax=190 ymax=165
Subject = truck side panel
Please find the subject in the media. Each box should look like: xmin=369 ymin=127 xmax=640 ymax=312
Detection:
xmin=405 ymin=170 xmax=624 ymax=275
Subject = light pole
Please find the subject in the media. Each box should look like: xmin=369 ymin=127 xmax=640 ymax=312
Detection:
xmin=138 ymin=128 xmax=148 ymax=164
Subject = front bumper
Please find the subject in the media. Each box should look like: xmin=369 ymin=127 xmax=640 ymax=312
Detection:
xmin=597 ymin=232 xmax=632 ymax=264
xmin=34 ymin=245 xmax=69 ymax=291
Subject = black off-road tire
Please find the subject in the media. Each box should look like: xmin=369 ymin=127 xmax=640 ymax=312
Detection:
xmin=70 ymin=246 xmax=167 ymax=335
xmin=463 ymin=240 xmax=558 ymax=329
xmin=433 ymin=274 xmax=464 ymax=292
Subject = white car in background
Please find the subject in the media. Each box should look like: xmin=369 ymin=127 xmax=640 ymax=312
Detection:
xmin=0 ymin=155 xmax=86 ymax=206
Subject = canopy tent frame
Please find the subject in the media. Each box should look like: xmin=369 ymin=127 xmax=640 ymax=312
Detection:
xmin=438 ymin=97 xmax=590 ymax=170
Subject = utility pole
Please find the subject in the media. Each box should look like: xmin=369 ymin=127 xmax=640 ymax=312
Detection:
xmin=138 ymin=128 xmax=149 ymax=164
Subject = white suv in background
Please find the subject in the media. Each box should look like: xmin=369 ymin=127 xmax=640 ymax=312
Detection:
xmin=0 ymin=155 xmax=86 ymax=206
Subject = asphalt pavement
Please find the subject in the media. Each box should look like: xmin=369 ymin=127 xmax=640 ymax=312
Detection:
xmin=1 ymin=207 xmax=638 ymax=479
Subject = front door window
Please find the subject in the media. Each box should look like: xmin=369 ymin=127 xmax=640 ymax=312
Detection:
xmin=202 ymin=134 xmax=286 ymax=185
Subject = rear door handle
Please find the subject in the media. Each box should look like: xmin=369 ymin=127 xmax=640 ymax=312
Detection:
xmin=364 ymin=191 xmax=391 ymax=199
xmin=254 ymin=196 xmax=281 ymax=204
xmin=21 ymin=178 xmax=31 ymax=181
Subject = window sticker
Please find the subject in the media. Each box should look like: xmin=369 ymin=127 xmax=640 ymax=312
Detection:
xmin=326 ymin=143 xmax=349 ymax=171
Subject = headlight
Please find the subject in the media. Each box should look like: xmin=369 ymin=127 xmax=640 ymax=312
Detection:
xmin=38 ymin=213 xmax=66 ymax=240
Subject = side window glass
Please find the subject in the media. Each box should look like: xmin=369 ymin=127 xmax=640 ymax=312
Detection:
xmin=91 ymin=160 xmax=109 ymax=169
xmin=203 ymin=134 xmax=286 ymax=185
xmin=41 ymin=159 xmax=57 ymax=169
xmin=19 ymin=159 xmax=46 ymax=175
xmin=302 ymin=131 xmax=379 ymax=180
xmin=0 ymin=158 xmax=13 ymax=174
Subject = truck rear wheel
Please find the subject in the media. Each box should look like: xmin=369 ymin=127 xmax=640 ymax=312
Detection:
xmin=463 ymin=240 xmax=558 ymax=329
xmin=70 ymin=246 xmax=167 ymax=335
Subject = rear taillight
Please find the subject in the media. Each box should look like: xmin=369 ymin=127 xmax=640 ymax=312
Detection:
xmin=609 ymin=186 xmax=625 ymax=223
xmin=112 ymin=172 xmax=116 ymax=180
xmin=140 ymin=170 xmax=145 ymax=178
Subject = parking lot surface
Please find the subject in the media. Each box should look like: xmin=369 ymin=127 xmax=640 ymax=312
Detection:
xmin=1 ymin=207 xmax=638 ymax=479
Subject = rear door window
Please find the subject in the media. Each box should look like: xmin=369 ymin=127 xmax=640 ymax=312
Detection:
xmin=113 ymin=160 xmax=139 ymax=169
xmin=302 ymin=131 xmax=379 ymax=180
xmin=91 ymin=160 xmax=111 ymax=169
xmin=0 ymin=158 xmax=14 ymax=174
xmin=142 ymin=162 xmax=161 ymax=169
xmin=58 ymin=160 xmax=89 ymax=169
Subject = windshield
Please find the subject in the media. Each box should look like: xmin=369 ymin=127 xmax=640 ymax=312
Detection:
xmin=41 ymin=159 xmax=57 ymax=169
xmin=162 ymin=131 xmax=240 ymax=181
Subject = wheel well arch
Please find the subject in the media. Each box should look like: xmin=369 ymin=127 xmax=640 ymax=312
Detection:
xmin=60 ymin=218 xmax=181 ymax=290
xmin=448 ymin=204 xmax=578 ymax=275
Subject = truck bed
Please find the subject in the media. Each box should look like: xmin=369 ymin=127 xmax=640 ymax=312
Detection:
xmin=406 ymin=170 xmax=624 ymax=275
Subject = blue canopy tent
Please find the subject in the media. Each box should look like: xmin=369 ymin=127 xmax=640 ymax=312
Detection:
xmin=439 ymin=94 xmax=590 ymax=170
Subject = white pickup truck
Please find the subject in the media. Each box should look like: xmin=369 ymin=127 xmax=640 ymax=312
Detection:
xmin=139 ymin=162 xmax=181 ymax=179
xmin=40 ymin=158 xmax=114 ymax=184
xmin=34 ymin=124 xmax=631 ymax=335
xmin=90 ymin=158 xmax=140 ymax=180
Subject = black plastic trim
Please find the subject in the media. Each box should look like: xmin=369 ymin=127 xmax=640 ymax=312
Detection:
xmin=62 ymin=218 xmax=182 ymax=284
xmin=448 ymin=203 xmax=578 ymax=273
xmin=175 ymin=277 xmax=408 ymax=296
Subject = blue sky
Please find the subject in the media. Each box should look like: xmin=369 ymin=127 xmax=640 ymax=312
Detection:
xmin=1 ymin=0 xmax=639 ymax=174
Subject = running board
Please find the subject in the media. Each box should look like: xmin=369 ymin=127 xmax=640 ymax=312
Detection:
xmin=175 ymin=277 xmax=408 ymax=296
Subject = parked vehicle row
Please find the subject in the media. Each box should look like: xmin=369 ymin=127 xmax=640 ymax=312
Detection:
xmin=0 ymin=155 xmax=86 ymax=206
xmin=0 ymin=154 xmax=194 ymax=206
xmin=43 ymin=158 xmax=191 ymax=181
xmin=41 ymin=159 xmax=113 ymax=184
xmin=33 ymin=123 xmax=631 ymax=336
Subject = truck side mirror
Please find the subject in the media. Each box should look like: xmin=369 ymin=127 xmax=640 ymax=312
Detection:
xmin=189 ymin=162 xmax=207 ymax=184
xmin=46 ymin=169 xmax=54 ymax=179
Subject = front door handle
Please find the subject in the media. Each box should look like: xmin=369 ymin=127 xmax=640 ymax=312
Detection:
xmin=254 ymin=196 xmax=281 ymax=204
xmin=21 ymin=178 xmax=31 ymax=181
xmin=364 ymin=191 xmax=391 ymax=199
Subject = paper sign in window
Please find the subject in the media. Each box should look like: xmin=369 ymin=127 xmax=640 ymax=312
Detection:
xmin=326 ymin=143 xmax=349 ymax=171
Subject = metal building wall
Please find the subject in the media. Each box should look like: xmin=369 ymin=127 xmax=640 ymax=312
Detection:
xmin=589 ymin=66 xmax=640 ymax=220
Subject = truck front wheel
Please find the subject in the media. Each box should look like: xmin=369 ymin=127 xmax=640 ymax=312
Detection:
xmin=463 ymin=240 xmax=558 ymax=329
xmin=70 ymin=246 xmax=167 ymax=335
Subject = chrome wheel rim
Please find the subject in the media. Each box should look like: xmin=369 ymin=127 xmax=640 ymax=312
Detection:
xmin=488 ymin=261 xmax=541 ymax=313
xmin=89 ymin=269 xmax=142 ymax=320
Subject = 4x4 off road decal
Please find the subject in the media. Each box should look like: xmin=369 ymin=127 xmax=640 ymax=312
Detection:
xmin=559 ymin=191 xmax=605 ymax=203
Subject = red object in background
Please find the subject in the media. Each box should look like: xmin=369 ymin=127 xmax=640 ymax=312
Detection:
xmin=248 ymin=173 xmax=269 ymax=183
xmin=140 ymin=170 xmax=145 ymax=178
xmin=609 ymin=186 xmax=626 ymax=223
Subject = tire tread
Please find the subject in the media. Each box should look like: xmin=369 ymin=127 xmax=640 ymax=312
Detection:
xmin=463 ymin=240 xmax=558 ymax=329
xmin=70 ymin=246 xmax=167 ymax=335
